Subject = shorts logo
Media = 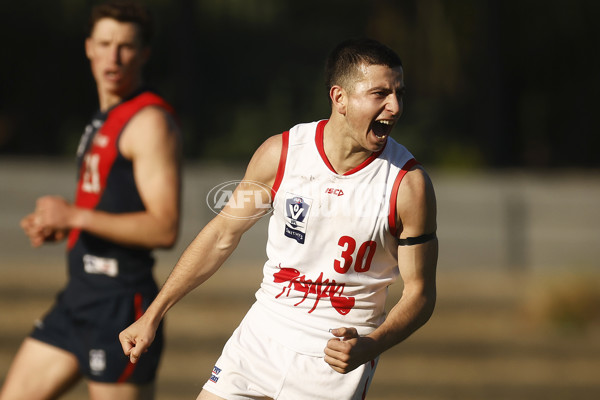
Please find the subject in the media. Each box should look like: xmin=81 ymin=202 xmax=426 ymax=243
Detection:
xmin=210 ymin=365 xmax=221 ymax=383
xmin=284 ymin=193 xmax=312 ymax=244
xmin=89 ymin=349 xmax=106 ymax=376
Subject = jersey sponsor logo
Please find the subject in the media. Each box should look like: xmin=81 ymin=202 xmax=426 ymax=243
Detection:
xmin=83 ymin=254 xmax=118 ymax=277
xmin=284 ymin=193 xmax=312 ymax=244
xmin=89 ymin=349 xmax=106 ymax=376
xmin=325 ymin=187 xmax=344 ymax=196
xmin=273 ymin=265 xmax=355 ymax=315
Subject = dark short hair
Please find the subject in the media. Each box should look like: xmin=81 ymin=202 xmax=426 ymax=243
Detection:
xmin=325 ymin=38 xmax=403 ymax=94
xmin=88 ymin=0 xmax=154 ymax=46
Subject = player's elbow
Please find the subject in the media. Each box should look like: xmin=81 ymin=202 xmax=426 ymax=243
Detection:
xmin=407 ymin=284 xmax=436 ymax=326
xmin=420 ymin=287 xmax=437 ymax=324
xmin=159 ymin=231 xmax=178 ymax=249
xmin=154 ymin=221 xmax=179 ymax=249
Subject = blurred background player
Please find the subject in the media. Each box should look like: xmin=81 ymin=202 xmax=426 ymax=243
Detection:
xmin=0 ymin=1 xmax=181 ymax=399
xmin=119 ymin=38 xmax=437 ymax=400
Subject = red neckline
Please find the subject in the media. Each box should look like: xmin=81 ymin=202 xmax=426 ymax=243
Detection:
xmin=315 ymin=120 xmax=386 ymax=176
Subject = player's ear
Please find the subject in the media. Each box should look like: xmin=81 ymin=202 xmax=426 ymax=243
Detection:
xmin=330 ymin=85 xmax=347 ymax=116
xmin=85 ymin=38 xmax=93 ymax=59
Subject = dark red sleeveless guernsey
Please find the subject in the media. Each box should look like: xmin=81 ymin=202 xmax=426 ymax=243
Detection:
xmin=63 ymin=89 xmax=175 ymax=308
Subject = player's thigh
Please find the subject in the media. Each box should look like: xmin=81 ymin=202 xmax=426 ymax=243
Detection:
xmin=87 ymin=381 xmax=154 ymax=400
xmin=196 ymin=389 xmax=232 ymax=400
xmin=0 ymin=337 xmax=81 ymax=400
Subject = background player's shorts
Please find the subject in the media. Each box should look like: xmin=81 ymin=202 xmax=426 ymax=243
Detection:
xmin=30 ymin=290 xmax=163 ymax=384
xmin=202 ymin=310 xmax=378 ymax=400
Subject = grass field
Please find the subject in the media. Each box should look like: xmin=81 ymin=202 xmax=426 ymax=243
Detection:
xmin=1 ymin=259 xmax=599 ymax=400
xmin=1 ymin=161 xmax=599 ymax=399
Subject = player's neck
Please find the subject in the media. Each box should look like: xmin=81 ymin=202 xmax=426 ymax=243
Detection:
xmin=323 ymin=120 xmax=373 ymax=175
xmin=98 ymin=82 xmax=144 ymax=112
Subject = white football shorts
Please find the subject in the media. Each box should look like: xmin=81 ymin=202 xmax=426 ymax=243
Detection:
xmin=201 ymin=305 xmax=378 ymax=400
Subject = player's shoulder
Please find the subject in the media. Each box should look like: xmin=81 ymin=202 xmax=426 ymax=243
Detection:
xmin=253 ymin=133 xmax=284 ymax=163
xmin=402 ymin=165 xmax=434 ymax=195
xmin=396 ymin=164 xmax=436 ymax=220
xmin=244 ymin=133 xmax=286 ymax=189
xmin=129 ymin=104 xmax=174 ymax=126
xmin=120 ymin=104 xmax=180 ymax=158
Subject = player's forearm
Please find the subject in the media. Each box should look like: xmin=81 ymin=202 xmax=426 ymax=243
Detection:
xmin=72 ymin=207 xmax=179 ymax=249
xmin=367 ymin=284 xmax=436 ymax=356
xmin=143 ymin=219 xmax=241 ymax=323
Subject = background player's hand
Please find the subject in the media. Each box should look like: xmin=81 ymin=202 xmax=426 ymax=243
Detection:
xmin=324 ymin=327 xmax=377 ymax=374
xmin=34 ymin=195 xmax=75 ymax=231
xmin=119 ymin=316 xmax=156 ymax=364
xmin=20 ymin=213 xmax=46 ymax=247
xmin=20 ymin=212 xmax=66 ymax=247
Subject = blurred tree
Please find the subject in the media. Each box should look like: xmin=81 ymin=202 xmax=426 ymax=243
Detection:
xmin=0 ymin=0 xmax=598 ymax=168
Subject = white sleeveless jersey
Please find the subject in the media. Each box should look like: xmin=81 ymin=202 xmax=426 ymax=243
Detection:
xmin=252 ymin=119 xmax=416 ymax=356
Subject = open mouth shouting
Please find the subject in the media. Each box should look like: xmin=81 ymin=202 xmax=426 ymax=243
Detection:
xmin=371 ymin=119 xmax=395 ymax=140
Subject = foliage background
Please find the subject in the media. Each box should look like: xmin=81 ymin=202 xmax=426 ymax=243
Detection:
xmin=1 ymin=0 xmax=599 ymax=168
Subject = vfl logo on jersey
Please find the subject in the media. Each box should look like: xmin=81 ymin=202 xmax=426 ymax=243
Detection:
xmin=273 ymin=265 xmax=355 ymax=315
xmin=284 ymin=193 xmax=312 ymax=244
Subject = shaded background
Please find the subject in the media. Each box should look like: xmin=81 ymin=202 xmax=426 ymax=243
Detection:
xmin=1 ymin=1 xmax=600 ymax=399
xmin=1 ymin=0 xmax=599 ymax=168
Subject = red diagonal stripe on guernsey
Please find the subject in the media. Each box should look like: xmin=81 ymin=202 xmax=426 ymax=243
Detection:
xmin=67 ymin=93 xmax=173 ymax=250
xmin=118 ymin=293 xmax=144 ymax=383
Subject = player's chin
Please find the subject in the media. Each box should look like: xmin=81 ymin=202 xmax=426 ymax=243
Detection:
xmin=368 ymin=132 xmax=388 ymax=151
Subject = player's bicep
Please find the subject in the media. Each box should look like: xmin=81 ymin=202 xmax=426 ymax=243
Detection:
xmin=395 ymin=166 xmax=438 ymax=290
xmin=122 ymin=107 xmax=181 ymax=219
xmin=395 ymin=166 xmax=437 ymax=239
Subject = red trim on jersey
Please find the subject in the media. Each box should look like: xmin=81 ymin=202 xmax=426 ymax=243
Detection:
xmin=388 ymin=158 xmax=419 ymax=237
xmin=117 ymin=293 xmax=145 ymax=383
xmin=361 ymin=359 xmax=376 ymax=399
xmin=271 ymin=131 xmax=289 ymax=200
xmin=315 ymin=119 xmax=386 ymax=175
xmin=67 ymin=92 xmax=173 ymax=250
xmin=315 ymin=120 xmax=336 ymax=173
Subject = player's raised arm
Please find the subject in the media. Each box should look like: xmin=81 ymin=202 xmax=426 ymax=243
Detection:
xmin=119 ymin=133 xmax=284 ymax=363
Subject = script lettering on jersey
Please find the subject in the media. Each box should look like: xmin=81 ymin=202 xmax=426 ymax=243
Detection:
xmin=273 ymin=265 xmax=355 ymax=315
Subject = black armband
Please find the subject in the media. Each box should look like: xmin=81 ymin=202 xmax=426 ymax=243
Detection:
xmin=396 ymin=232 xmax=437 ymax=246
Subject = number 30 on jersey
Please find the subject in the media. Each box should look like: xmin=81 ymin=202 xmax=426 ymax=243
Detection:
xmin=334 ymin=236 xmax=377 ymax=274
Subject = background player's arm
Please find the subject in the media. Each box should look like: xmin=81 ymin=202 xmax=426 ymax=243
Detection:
xmin=31 ymin=106 xmax=181 ymax=249
xmin=119 ymin=134 xmax=283 ymax=363
xmin=325 ymin=166 xmax=438 ymax=373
